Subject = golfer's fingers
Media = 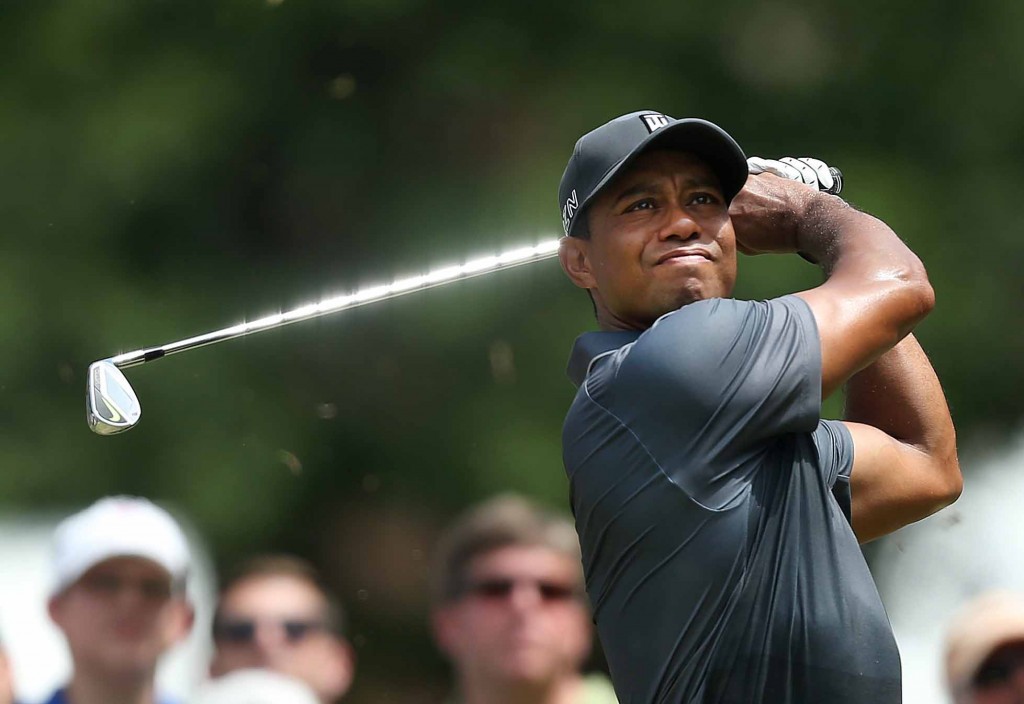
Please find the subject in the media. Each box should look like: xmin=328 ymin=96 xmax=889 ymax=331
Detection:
xmin=779 ymin=157 xmax=821 ymax=187
xmin=797 ymin=157 xmax=835 ymax=192
xmin=747 ymin=156 xmax=803 ymax=182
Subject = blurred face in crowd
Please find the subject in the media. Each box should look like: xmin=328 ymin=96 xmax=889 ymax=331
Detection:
xmin=961 ymin=641 xmax=1024 ymax=704
xmin=48 ymin=557 xmax=192 ymax=680
xmin=560 ymin=149 xmax=736 ymax=331
xmin=432 ymin=545 xmax=592 ymax=687
xmin=210 ymin=574 xmax=354 ymax=703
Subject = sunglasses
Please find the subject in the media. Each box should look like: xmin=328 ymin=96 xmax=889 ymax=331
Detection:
xmin=213 ymin=617 xmax=329 ymax=645
xmin=79 ymin=572 xmax=175 ymax=602
xmin=462 ymin=577 xmax=582 ymax=603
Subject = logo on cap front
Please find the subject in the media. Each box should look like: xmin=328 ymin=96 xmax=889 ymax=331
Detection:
xmin=561 ymin=188 xmax=578 ymax=235
xmin=641 ymin=113 xmax=672 ymax=133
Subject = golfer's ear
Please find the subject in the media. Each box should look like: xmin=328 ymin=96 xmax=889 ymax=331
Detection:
xmin=559 ymin=237 xmax=596 ymax=290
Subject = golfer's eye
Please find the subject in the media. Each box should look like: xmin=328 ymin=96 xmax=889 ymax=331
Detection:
xmin=689 ymin=192 xmax=720 ymax=206
xmin=625 ymin=198 xmax=656 ymax=212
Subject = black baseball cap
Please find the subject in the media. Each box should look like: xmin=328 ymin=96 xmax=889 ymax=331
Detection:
xmin=558 ymin=110 xmax=748 ymax=237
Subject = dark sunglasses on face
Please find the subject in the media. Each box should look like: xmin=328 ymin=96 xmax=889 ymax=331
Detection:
xmin=463 ymin=577 xmax=582 ymax=603
xmin=213 ymin=617 xmax=329 ymax=645
xmin=79 ymin=572 xmax=175 ymax=601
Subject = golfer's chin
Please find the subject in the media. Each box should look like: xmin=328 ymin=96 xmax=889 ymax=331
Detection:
xmin=655 ymin=279 xmax=731 ymax=316
xmin=598 ymin=277 xmax=733 ymax=330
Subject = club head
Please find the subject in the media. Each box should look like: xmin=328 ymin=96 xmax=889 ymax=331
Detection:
xmin=87 ymin=360 xmax=141 ymax=435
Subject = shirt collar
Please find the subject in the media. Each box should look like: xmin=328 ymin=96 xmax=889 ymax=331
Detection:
xmin=567 ymin=330 xmax=641 ymax=387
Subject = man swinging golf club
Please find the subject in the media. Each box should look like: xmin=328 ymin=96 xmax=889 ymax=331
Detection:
xmin=557 ymin=110 xmax=961 ymax=702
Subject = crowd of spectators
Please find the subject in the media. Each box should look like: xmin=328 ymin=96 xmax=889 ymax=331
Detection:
xmin=2 ymin=494 xmax=614 ymax=704
xmin=5 ymin=493 xmax=1021 ymax=703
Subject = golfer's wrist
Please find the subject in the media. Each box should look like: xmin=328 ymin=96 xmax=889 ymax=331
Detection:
xmin=793 ymin=194 xmax=852 ymax=270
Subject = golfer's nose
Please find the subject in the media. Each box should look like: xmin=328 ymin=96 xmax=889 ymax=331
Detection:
xmin=658 ymin=202 xmax=700 ymax=242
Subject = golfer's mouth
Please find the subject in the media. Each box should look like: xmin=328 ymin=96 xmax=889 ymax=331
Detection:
xmin=656 ymin=248 xmax=713 ymax=265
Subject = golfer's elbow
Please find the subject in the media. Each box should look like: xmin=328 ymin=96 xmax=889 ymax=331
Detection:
xmin=939 ymin=457 xmax=964 ymax=508
xmin=884 ymin=252 xmax=935 ymax=332
xmin=927 ymin=453 xmax=963 ymax=513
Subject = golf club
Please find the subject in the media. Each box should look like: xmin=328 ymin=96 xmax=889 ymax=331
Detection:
xmin=87 ymin=239 xmax=562 ymax=435
xmin=86 ymin=165 xmax=844 ymax=436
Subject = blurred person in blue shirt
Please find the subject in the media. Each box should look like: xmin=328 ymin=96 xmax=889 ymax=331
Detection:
xmin=43 ymin=496 xmax=194 ymax=704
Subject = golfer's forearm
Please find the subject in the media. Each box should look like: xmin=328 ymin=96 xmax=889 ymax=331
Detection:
xmin=798 ymin=198 xmax=930 ymax=296
xmin=792 ymin=196 xmax=936 ymax=399
xmin=845 ymin=335 xmax=960 ymax=493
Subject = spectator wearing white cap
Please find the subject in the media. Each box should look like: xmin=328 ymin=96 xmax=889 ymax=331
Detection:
xmin=43 ymin=496 xmax=194 ymax=704
xmin=945 ymin=590 xmax=1024 ymax=704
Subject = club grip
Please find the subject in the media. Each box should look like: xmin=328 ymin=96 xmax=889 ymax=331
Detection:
xmin=825 ymin=166 xmax=843 ymax=195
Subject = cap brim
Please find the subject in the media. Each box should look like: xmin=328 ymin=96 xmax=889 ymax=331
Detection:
xmin=53 ymin=545 xmax=182 ymax=596
xmin=568 ymin=118 xmax=747 ymax=238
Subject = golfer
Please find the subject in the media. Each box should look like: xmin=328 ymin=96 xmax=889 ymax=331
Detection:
xmin=556 ymin=111 xmax=961 ymax=702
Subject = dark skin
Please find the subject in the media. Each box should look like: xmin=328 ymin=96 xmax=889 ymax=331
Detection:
xmin=559 ymin=149 xmax=961 ymax=543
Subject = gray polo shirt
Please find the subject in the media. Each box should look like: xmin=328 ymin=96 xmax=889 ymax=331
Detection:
xmin=562 ymin=296 xmax=900 ymax=703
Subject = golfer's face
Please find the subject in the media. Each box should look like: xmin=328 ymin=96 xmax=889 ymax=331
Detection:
xmin=583 ymin=150 xmax=737 ymax=328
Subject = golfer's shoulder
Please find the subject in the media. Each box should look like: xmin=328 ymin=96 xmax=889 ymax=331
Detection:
xmin=638 ymin=295 xmax=808 ymax=353
xmin=616 ymin=296 xmax=814 ymax=391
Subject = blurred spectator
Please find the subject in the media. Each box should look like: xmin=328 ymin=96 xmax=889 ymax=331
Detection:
xmin=0 ymin=638 xmax=14 ymax=704
xmin=945 ymin=590 xmax=1024 ymax=703
xmin=190 ymin=669 xmax=318 ymax=704
xmin=209 ymin=556 xmax=354 ymax=703
xmin=44 ymin=496 xmax=194 ymax=704
xmin=430 ymin=494 xmax=617 ymax=704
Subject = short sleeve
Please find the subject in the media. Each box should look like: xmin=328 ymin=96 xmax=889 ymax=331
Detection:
xmin=812 ymin=419 xmax=856 ymax=524
xmin=593 ymin=296 xmax=824 ymax=506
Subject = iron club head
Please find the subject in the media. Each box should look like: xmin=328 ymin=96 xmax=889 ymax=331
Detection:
xmin=86 ymin=360 xmax=142 ymax=435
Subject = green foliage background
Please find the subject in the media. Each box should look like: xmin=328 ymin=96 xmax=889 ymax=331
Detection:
xmin=2 ymin=1 xmax=1022 ymax=700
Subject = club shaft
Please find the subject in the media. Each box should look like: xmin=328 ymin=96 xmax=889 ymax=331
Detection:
xmin=108 ymin=239 xmax=562 ymax=369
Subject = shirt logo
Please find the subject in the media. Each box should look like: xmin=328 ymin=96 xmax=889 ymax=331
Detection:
xmin=641 ymin=113 xmax=672 ymax=133
xmin=561 ymin=188 xmax=578 ymax=234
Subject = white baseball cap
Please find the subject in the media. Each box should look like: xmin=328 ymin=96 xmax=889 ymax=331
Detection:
xmin=189 ymin=670 xmax=319 ymax=704
xmin=51 ymin=496 xmax=190 ymax=595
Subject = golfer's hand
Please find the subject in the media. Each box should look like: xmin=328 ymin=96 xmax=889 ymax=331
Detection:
xmin=729 ymin=171 xmax=818 ymax=256
xmin=747 ymin=156 xmax=837 ymax=193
